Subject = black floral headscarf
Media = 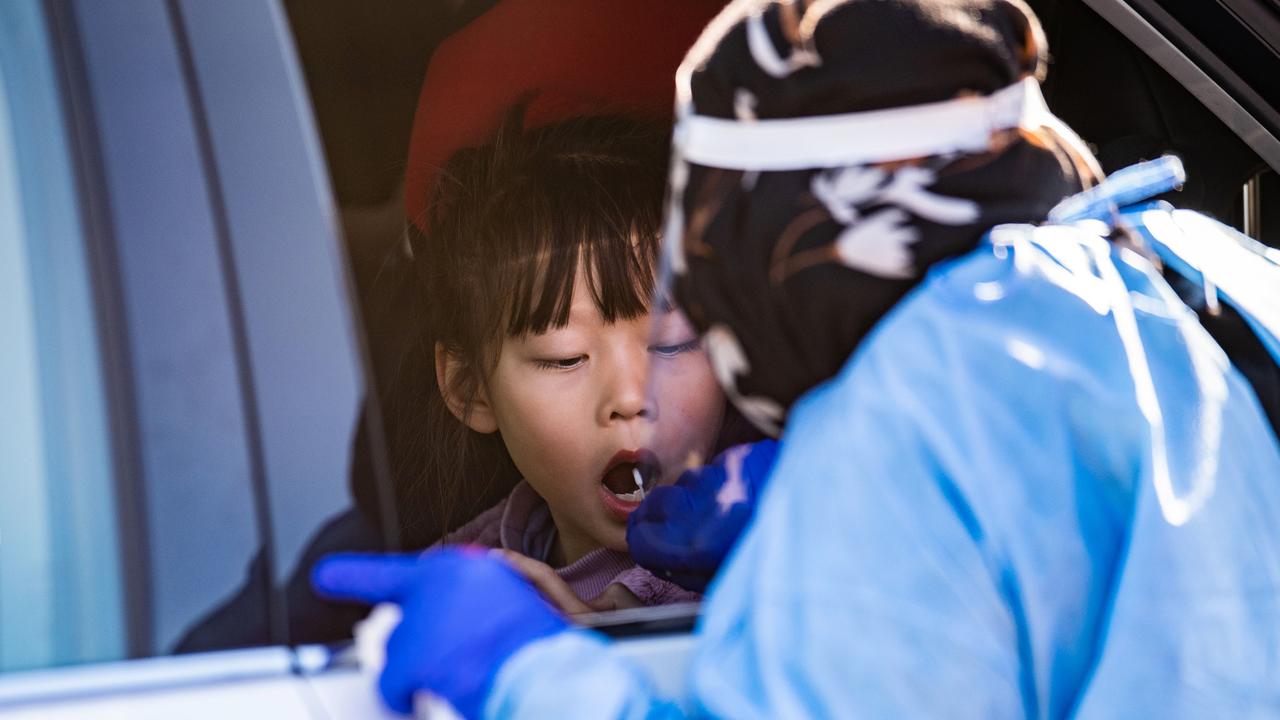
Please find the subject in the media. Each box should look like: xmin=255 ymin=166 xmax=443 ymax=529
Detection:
xmin=665 ymin=0 xmax=1096 ymax=434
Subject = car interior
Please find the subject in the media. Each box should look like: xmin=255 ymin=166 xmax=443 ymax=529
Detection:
xmin=159 ymin=0 xmax=1280 ymax=654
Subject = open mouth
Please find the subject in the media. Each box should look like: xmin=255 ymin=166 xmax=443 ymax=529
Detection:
xmin=600 ymin=449 xmax=662 ymax=503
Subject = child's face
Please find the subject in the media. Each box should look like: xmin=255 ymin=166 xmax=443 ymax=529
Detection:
xmin=482 ymin=269 xmax=724 ymax=564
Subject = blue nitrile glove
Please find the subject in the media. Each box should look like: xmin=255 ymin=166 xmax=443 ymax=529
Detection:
xmin=311 ymin=548 xmax=569 ymax=718
xmin=627 ymin=439 xmax=780 ymax=592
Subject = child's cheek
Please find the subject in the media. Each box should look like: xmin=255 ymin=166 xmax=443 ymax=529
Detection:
xmin=657 ymin=357 xmax=727 ymax=480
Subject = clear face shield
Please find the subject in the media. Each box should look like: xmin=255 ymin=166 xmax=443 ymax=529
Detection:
xmin=626 ymin=118 xmax=769 ymax=502
xmin=619 ymin=279 xmax=726 ymax=502
xmin=629 ymin=75 xmax=1079 ymax=499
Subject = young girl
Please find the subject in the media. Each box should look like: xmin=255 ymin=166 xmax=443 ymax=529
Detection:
xmin=386 ymin=0 xmax=733 ymax=613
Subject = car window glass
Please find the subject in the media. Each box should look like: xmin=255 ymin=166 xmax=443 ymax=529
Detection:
xmin=70 ymin=0 xmax=274 ymax=660
xmin=282 ymin=0 xmax=512 ymax=556
xmin=0 ymin=0 xmax=126 ymax=672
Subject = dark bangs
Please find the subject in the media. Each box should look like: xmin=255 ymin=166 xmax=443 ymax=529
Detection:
xmin=421 ymin=108 xmax=669 ymax=361
xmin=499 ymin=129 xmax=662 ymax=337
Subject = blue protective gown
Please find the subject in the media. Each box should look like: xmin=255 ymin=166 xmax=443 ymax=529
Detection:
xmin=485 ymin=208 xmax=1280 ymax=718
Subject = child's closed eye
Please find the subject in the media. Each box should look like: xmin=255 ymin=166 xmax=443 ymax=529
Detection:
xmin=532 ymin=355 xmax=587 ymax=371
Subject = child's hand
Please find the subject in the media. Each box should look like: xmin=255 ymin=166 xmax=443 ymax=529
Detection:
xmin=490 ymin=549 xmax=643 ymax=615
xmin=590 ymin=582 xmax=644 ymax=612
xmin=627 ymin=440 xmax=780 ymax=592
xmin=491 ymin=549 xmax=593 ymax=614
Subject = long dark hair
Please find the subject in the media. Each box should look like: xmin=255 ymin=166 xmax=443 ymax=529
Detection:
xmin=386 ymin=108 xmax=672 ymax=546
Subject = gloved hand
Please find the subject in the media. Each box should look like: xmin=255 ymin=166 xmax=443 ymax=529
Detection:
xmin=627 ymin=439 xmax=780 ymax=592
xmin=311 ymin=547 xmax=569 ymax=718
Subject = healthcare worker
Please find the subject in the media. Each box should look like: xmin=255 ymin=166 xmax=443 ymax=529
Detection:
xmin=314 ymin=0 xmax=1280 ymax=717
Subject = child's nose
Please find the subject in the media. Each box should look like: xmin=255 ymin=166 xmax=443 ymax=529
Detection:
xmin=601 ymin=357 xmax=652 ymax=424
xmin=607 ymin=391 xmax=650 ymax=422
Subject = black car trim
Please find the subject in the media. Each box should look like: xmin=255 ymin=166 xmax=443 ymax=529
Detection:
xmin=1213 ymin=0 xmax=1280 ymax=57
xmin=1084 ymin=0 xmax=1280 ymax=171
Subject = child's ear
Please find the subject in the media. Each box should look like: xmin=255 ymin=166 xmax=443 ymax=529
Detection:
xmin=435 ymin=342 xmax=499 ymax=434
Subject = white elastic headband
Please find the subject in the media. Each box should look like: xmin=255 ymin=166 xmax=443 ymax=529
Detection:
xmin=674 ymin=77 xmax=1055 ymax=171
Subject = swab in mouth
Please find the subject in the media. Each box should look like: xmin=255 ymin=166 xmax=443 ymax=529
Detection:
xmin=600 ymin=452 xmax=660 ymax=508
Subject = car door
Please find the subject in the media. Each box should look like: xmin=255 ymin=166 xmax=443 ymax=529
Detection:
xmin=0 ymin=0 xmax=394 ymax=716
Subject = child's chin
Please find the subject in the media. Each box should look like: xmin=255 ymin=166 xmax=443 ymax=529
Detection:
xmin=595 ymin=526 xmax=629 ymax=554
